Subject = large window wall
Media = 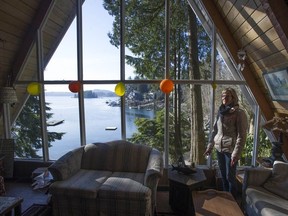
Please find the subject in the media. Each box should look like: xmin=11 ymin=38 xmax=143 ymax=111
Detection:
xmin=14 ymin=0 xmax=261 ymax=167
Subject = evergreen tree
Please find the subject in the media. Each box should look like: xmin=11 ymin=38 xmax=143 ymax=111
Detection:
xmin=128 ymin=109 xmax=190 ymax=163
xmin=13 ymin=96 xmax=65 ymax=158
xmin=103 ymin=0 xmax=211 ymax=164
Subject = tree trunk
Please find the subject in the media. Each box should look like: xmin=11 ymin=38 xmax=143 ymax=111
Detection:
xmin=188 ymin=7 xmax=206 ymax=164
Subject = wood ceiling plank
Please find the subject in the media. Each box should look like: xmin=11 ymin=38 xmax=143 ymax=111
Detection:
xmin=224 ymin=3 xmax=240 ymax=23
xmin=250 ymin=50 xmax=288 ymax=73
xmin=0 ymin=29 xmax=25 ymax=53
xmin=4 ymin=0 xmax=39 ymax=10
xmin=253 ymin=0 xmax=262 ymax=7
xmin=260 ymin=0 xmax=288 ymax=52
xmin=43 ymin=33 xmax=57 ymax=50
xmin=232 ymin=9 xmax=266 ymax=43
xmin=229 ymin=0 xmax=250 ymax=34
xmin=247 ymin=27 xmax=278 ymax=54
xmin=44 ymin=22 xmax=62 ymax=40
xmin=0 ymin=1 xmax=35 ymax=24
xmin=50 ymin=7 xmax=71 ymax=27
xmin=248 ymin=7 xmax=266 ymax=25
xmin=3 ymin=0 xmax=38 ymax=15
xmin=241 ymin=17 xmax=273 ymax=52
xmin=255 ymin=16 xmax=273 ymax=35
xmin=243 ymin=0 xmax=258 ymax=11
xmin=230 ymin=4 xmax=260 ymax=45
xmin=249 ymin=39 xmax=285 ymax=62
xmin=230 ymin=13 xmax=245 ymax=34
xmin=222 ymin=0 xmax=236 ymax=18
xmin=216 ymin=0 xmax=227 ymax=9
xmin=224 ymin=0 xmax=249 ymax=24
xmin=261 ymin=53 xmax=288 ymax=68
xmin=0 ymin=20 xmax=26 ymax=37
xmin=0 ymin=9 xmax=30 ymax=31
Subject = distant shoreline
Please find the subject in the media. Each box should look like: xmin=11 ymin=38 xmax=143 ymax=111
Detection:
xmin=45 ymin=89 xmax=115 ymax=97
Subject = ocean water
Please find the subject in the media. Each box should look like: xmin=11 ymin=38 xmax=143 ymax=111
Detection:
xmin=46 ymin=96 xmax=155 ymax=159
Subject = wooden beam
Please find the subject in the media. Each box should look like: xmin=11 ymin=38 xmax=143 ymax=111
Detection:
xmin=201 ymin=0 xmax=274 ymax=121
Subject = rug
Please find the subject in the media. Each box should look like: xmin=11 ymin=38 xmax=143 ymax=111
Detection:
xmin=21 ymin=204 xmax=51 ymax=216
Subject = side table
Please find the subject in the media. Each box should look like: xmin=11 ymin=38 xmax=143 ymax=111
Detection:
xmin=0 ymin=196 xmax=23 ymax=216
xmin=168 ymin=167 xmax=206 ymax=214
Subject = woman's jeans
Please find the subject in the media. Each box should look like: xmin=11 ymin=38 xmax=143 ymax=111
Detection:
xmin=216 ymin=151 xmax=237 ymax=197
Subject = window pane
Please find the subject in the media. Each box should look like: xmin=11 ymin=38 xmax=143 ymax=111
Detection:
xmin=179 ymin=84 xmax=211 ymax=165
xmin=82 ymin=0 xmax=120 ymax=81
xmin=215 ymin=53 xmax=236 ymax=81
xmin=127 ymin=83 xmax=164 ymax=156
xmin=126 ymin=84 xmax=159 ymax=139
xmin=13 ymin=96 xmax=43 ymax=159
xmin=211 ymin=84 xmax=254 ymax=166
xmin=84 ymin=84 xmax=122 ymax=143
xmin=45 ymin=86 xmax=80 ymax=160
xmin=44 ymin=21 xmax=77 ymax=81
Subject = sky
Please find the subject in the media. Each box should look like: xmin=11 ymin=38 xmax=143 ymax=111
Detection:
xmin=45 ymin=0 xmax=134 ymax=92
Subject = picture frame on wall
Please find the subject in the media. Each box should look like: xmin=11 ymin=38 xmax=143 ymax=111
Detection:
xmin=263 ymin=68 xmax=288 ymax=102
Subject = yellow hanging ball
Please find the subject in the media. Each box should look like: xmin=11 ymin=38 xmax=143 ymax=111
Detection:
xmin=115 ymin=82 xmax=125 ymax=96
xmin=27 ymin=82 xmax=41 ymax=95
xmin=160 ymin=79 xmax=174 ymax=94
xmin=211 ymin=82 xmax=217 ymax=90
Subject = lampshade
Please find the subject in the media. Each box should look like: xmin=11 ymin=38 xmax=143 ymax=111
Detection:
xmin=0 ymin=87 xmax=18 ymax=104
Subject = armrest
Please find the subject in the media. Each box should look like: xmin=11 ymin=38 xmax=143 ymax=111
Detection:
xmin=144 ymin=148 xmax=163 ymax=208
xmin=48 ymin=146 xmax=84 ymax=181
xmin=242 ymin=167 xmax=272 ymax=193
xmin=144 ymin=148 xmax=163 ymax=187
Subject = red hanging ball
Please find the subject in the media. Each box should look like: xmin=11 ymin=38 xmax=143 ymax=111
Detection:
xmin=69 ymin=81 xmax=82 ymax=93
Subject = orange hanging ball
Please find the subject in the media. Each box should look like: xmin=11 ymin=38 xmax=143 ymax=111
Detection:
xmin=160 ymin=79 xmax=174 ymax=94
xmin=69 ymin=81 xmax=82 ymax=93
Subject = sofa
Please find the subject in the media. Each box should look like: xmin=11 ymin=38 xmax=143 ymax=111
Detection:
xmin=48 ymin=140 xmax=163 ymax=216
xmin=243 ymin=160 xmax=288 ymax=216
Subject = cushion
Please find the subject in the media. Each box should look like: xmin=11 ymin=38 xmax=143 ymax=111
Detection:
xmin=263 ymin=161 xmax=288 ymax=200
xmin=49 ymin=169 xmax=112 ymax=198
xmin=82 ymin=140 xmax=152 ymax=173
xmin=98 ymin=172 xmax=150 ymax=200
xmin=98 ymin=172 xmax=151 ymax=216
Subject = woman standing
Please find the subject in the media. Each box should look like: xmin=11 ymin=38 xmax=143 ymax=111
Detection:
xmin=204 ymin=87 xmax=248 ymax=197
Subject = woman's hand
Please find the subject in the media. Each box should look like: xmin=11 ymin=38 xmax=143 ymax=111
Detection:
xmin=230 ymin=157 xmax=238 ymax=166
xmin=203 ymin=148 xmax=212 ymax=156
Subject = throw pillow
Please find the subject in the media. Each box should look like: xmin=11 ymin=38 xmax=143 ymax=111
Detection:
xmin=263 ymin=160 xmax=288 ymax=199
